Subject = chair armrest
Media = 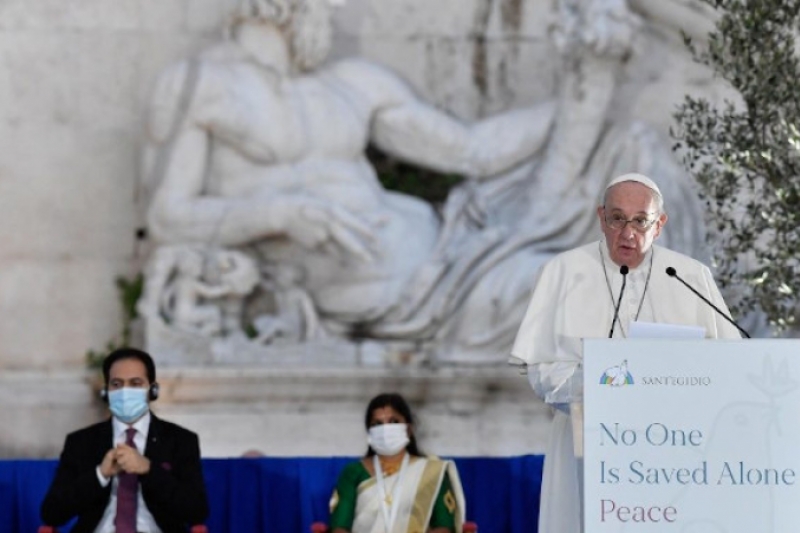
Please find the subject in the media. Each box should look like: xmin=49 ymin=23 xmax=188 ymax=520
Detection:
xmin=41 ymin=523 xmax=205 ymax=533
xmin=306 ymin=520 xmax=474 ymax=532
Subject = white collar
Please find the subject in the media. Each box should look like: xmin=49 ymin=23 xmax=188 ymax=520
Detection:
xmin=112 ymin=410 xmax=151 ymax=441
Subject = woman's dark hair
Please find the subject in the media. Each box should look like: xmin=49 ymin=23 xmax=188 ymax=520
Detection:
xmin=364 ymin=393 xmax=422 ymax=457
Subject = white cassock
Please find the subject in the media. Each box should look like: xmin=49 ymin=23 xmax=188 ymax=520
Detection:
xmin=509 ymin=240 xmax=741 ymax=533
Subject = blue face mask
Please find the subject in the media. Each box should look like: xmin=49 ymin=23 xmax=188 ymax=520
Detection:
xmin=108 ymin=388 xmax=149 ymax=424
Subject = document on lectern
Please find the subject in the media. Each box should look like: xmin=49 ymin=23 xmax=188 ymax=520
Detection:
xmin=628 ymin=321 xmax=705 ymax=339
xmin=583 ymin=339 xmax=800 ymax=533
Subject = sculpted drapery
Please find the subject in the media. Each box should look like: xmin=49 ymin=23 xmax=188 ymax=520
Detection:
xmin=138 ymin=0 xmax=706 ymax=364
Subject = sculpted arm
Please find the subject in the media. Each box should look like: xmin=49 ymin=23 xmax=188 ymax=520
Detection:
xmin=627 ymin=0 xmax=716 ymax=42
xmin=144 ymin=64 xmax=375 ymax=260
xmin=346 ymin=61 xmax=554 ymax=178
xmin=148 ymin=126 xmax=290 ymax=246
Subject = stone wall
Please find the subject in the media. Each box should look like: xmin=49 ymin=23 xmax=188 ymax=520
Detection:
xmin=0 ymin=0 xmax=232 ymax=370
xmin=0 ymin=0 xmax=725 ymax=457
xmin=154 ymin=366 xmax=553 ymax=457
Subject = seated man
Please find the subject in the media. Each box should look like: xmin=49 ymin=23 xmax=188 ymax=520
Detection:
xmin=40 ymin=348 xmax=209 ymax=533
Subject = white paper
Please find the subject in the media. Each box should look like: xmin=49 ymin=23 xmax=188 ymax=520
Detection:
xmin=628 ymin=320 xmax=705 ymax=339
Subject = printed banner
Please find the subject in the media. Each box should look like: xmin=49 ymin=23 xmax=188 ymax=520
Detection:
xmin=583 ymin=339 xmax=800 ymax=532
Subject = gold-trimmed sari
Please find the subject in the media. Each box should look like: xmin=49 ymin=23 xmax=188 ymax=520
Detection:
xmin=351 ymin=457 xmax=465 ymax=533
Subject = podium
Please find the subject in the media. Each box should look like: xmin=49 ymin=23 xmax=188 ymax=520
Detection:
xmin=581 ymin=339 xmax=800 ymax=532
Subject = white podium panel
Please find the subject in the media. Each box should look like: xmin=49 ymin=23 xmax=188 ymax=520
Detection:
xmin=583 ymin=339 xmax=800 ymax=533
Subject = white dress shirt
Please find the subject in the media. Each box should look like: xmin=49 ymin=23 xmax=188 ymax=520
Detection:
xmin=94 ymin=412 xmax=163 ymax=533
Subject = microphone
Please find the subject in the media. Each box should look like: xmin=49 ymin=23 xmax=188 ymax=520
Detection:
xmin=665 ymin=267 xmax=751 ymax=338
xmin=609 ymin=265 xmax=629 ymax=338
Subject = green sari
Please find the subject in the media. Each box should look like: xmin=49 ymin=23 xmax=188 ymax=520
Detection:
xmin=329 ymin=456 xmax=465 ymax=533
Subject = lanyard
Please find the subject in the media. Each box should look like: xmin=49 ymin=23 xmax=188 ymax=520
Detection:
xmin=373 ymin=453 xmax=410 ymax=532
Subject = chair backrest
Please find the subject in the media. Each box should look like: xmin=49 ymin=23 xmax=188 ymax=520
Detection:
xmin=40 ymin=525 xmax=208 ymax=533
xmin=309 ymin=521 xmax=477 ymax=532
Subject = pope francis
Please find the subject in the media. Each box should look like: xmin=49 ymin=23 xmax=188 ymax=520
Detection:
xmin=509 ymin=172 xmax=742 ymax=533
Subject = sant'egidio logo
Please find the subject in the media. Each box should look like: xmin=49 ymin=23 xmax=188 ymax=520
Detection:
xmin=599 ymin=359 xmax=634 ymax=386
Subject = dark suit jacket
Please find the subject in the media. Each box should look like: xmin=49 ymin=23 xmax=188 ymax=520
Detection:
xmin=40 ymin=414 xmax=209 ymax=533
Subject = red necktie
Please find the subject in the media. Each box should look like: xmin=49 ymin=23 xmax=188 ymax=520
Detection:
xmin=115 ymin=427 xmax=138 ymax=533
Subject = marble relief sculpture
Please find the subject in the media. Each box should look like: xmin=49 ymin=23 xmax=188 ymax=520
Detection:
xmin=138 ymin=0 xmax=704 ymax=365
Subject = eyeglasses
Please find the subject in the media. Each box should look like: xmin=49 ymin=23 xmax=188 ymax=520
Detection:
xmin=604 ymin=212 xmax=658 ymax=232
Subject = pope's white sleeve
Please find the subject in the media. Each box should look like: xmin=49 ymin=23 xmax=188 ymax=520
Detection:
xmin=528 ymin=360 xmax=583 ymax=413
xmin=511 ymin=258 xmax=583 ymax=411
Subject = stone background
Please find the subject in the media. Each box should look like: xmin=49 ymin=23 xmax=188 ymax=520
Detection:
xmin=0 ymin=0 xmax=726 ymax=457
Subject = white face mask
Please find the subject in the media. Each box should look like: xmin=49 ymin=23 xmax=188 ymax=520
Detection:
xmin=367 ymin=423 xmax=410 ymax=456
xmin=108 ymin=387 xmax=149 ymax=424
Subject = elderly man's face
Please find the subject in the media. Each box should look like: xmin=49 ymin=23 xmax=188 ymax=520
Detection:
xmin=597 ymin=182 xmax=667 ymax=269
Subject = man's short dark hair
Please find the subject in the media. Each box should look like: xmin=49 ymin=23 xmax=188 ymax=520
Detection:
xmin=102 ymin=347 xmax=156 ymax=385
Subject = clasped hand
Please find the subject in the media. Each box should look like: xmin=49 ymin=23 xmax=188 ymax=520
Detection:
xmin=100 ymin=443 xmax=151 ymax=478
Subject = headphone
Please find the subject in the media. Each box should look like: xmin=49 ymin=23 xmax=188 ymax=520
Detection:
xmin=100 ymin=382 xmax=160 ymax=403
